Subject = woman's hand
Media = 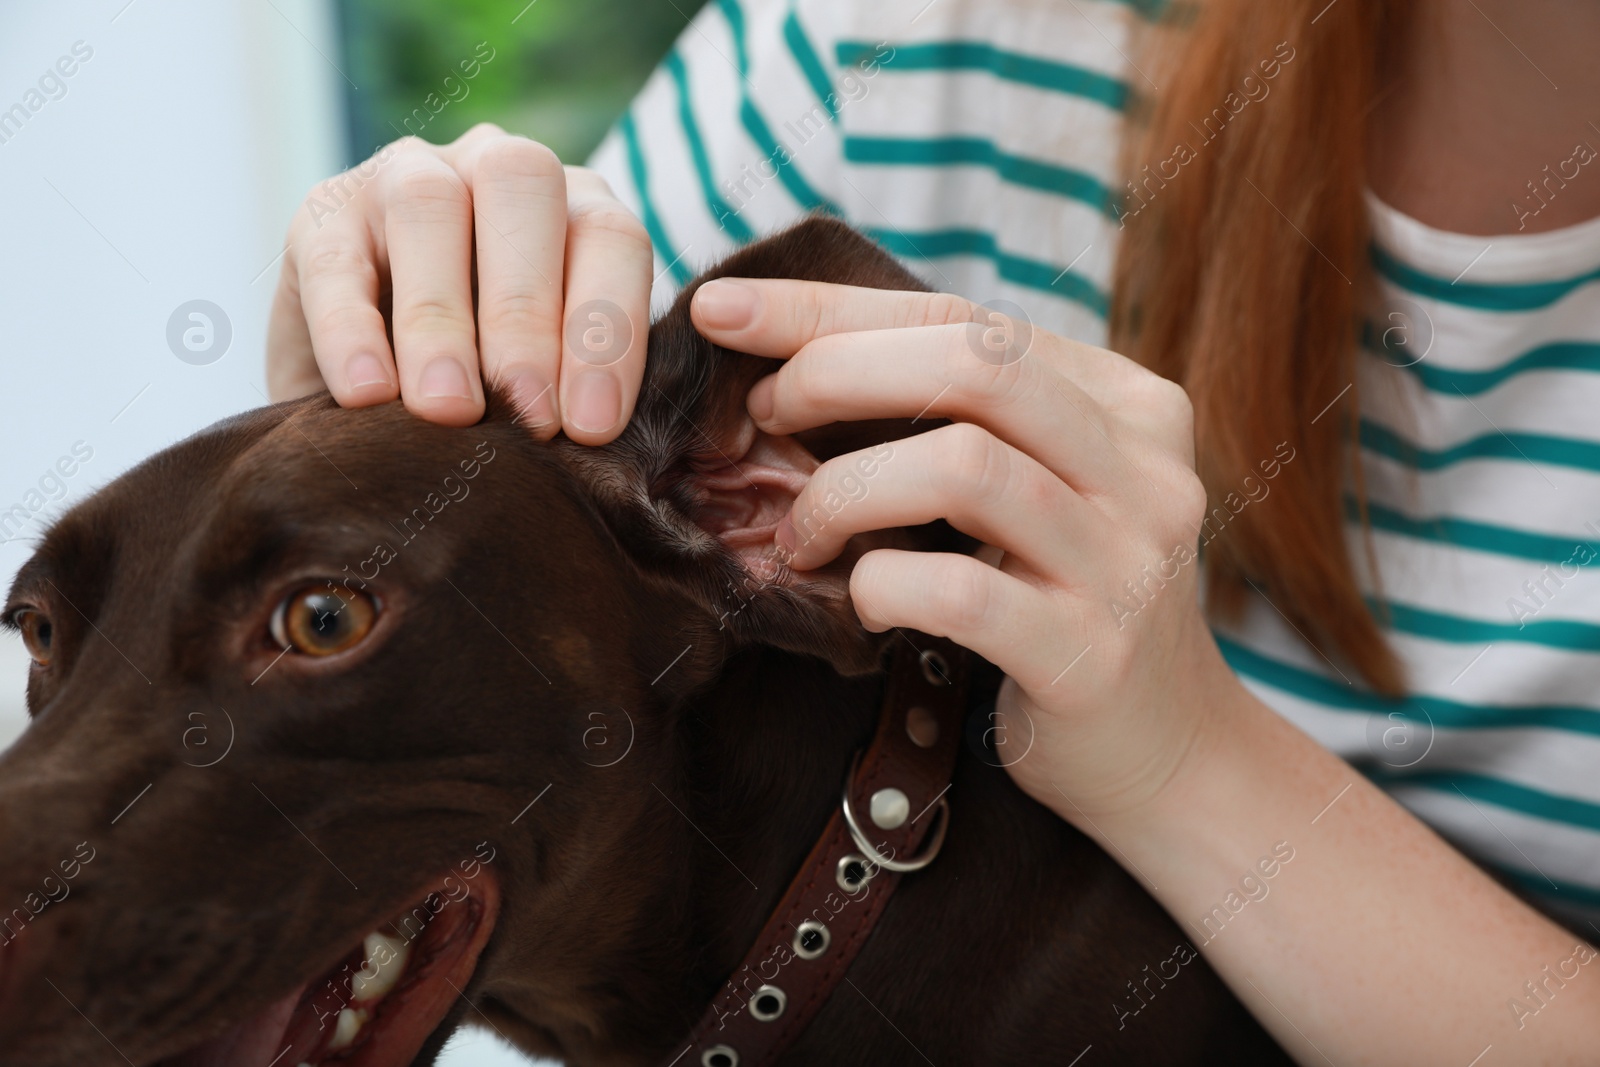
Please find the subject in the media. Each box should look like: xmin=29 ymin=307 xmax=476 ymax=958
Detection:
xmin=267 ymin=124 xmax=654 ymax=443
xmin=695 ymin=277 xmax=1600 ymax=1067
xmin=691 ymin=277 xmax=1240 ymax=822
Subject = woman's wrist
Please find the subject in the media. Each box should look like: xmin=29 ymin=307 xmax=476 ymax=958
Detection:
xmin=1029 ymin=612 xmax=1249 ymax=832
xmin=1034 ymin=610 xmax=1352 ymax=928
xmin=1075 ymin=640 xmax=1323 ymax=872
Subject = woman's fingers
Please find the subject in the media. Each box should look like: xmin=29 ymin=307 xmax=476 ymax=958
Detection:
xmin=750 ymin=322 xmax=1133 ymax=499
xmin=692 ymin=278 xmax=979 ymax=354
xmin=265 ymin=251 xmax=333 ymax=404
xmin=268 ymin=162 xmax=399 ymax=406
xmin=695 ymin=277 xmax=1196 ymax=460
xmin=289 ymin=219 xmax=393 ymax=406
xmin=692 ymin=278 xmax=1115 ymax=402
xmin=267 ymin=127 xmax=655 ymax=442
xmin=781 ymin=423 xmax=1100 ymax=574
xmin=850 ymin=549 xmax=1071 ymax=692
xmin=557 ymin=167 xmax=654 ymax=444
xmin=381 ymin=149 xmax=483 ymax=426
xmin=453 ymin=133 xmax=569 ymax=435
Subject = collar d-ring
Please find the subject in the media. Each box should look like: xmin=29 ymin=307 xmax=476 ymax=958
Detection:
xmin=658 ymin=636 xmax=971 ymax=1067
xmin=839 ymin=752 xmax=951 ymax=874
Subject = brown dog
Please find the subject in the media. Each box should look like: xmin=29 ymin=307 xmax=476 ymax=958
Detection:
xmin=0 ymin=219 xmax=1290 ymax=1066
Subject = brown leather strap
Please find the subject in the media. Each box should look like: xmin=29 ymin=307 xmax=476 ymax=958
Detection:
xmin=661 ymin=636 xmax=971 ymax=1067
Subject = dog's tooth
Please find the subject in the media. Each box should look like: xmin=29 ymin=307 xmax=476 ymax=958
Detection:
xmin=352 ymin=931 xmax=411 ymax=1001
xmin=364 ymin=930 xmax=410 ymax=969
xmin=328 ymin=1006 xmax=368 ymax=1051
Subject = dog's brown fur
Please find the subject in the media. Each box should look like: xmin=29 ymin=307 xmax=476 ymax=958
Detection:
xmin=0 ymin=219 xmax=1290 ymax=1065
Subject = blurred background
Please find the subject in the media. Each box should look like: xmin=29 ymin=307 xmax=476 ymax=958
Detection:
xmin=339 ymin=0 xmax=700 ymax=165
xmin=0 ymin=1 xmax=701 ymax=1062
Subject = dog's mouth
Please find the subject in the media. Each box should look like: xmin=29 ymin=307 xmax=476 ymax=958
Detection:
xmin=155 ymin=871 xmax=501 ymax=1067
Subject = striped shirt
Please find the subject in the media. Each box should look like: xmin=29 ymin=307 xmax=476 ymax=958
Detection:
xmin=587 ymin=0 xmax=1600 ymax=928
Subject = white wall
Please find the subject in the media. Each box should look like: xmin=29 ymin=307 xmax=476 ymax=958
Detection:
xmin=0 ymin=5 xmax=541 ymax=1063
xmin=0 ymin=0 xmax=347 ymax=735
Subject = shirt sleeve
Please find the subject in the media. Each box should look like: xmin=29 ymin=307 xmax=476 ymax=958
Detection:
xmin=587 ymin=0 xmax=854 ymax=312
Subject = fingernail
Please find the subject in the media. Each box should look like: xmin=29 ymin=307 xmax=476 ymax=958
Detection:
xmin=504 ymin=366 xmax=557 ymax=428
xmin=419 ymin=357 xmax=473 ymax=400
xmin=567 ymin=369 xmax=621 ymax=434
xmin=346 ymin=353 xmax=391 ymax=391
xmin=747 ymin=376 xmax=776 ymax=423
xmin=695 ymin=279 xmax=759 ymax=330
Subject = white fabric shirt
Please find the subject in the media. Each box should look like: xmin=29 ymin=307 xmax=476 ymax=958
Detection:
xmin=587 ymin=0 xmax=1600 ymax=928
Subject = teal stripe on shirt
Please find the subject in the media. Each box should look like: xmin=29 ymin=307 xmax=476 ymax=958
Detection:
xmin=717 ymin=0 xmax=840 ymax=215
xmin=618 ymin=112 xmax=691 ymax=286
xmin=1361 ymin=418 xmax=1600 ymax=475
xmin=834 ymin=40 xmax=1129 ymax=112
xmin=1372 ymin=243 xmax=1600 ymax=312
xmin=1373 ymin=769 xmax=1600 ymax=833
xmin=718 ymin=0 xmax=749 ymax=74
xmin=665 ymin=51 xmax=755 ymax=244
xmin=1215 ymin=634 xmax=1600 ymax=739
xmin=739 ymin=100 xmax=840 ymax=213
xmin=1355 ymin=497 xmax=1600 ymax=566
xmin=861 ymin=226 xmax=1108 ymax=316
xmin=1238 ymin=642 xmax=1600 ymax=837
xmin=783 ymin=7 xmax=838 ymax=121
xmin=1363 ymin=323 xmax=1600 ymax=396
xmin=1491 ymin=862 xmax=1600 ymax=911
xmin=1369 ymin=597 xmax=1600 ymax=651
xmin=845 ymin=136 xmax=1118 ymax=220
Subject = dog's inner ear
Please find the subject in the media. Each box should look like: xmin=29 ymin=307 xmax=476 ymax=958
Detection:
xmin=559 ymin=217 xmax=947 ymax=674
xmin=684 ymin=425 xmax=815 ymax=568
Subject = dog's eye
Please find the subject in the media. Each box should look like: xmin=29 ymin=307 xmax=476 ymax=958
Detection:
xmin=270 ymin=588 xmax=377 ymax=656
xmin=13 ymin=610 xmax=53 ymax=666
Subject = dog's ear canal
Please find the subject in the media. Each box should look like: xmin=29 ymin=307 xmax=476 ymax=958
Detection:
xmin=564 ymin=217 xmax=956 ymax=675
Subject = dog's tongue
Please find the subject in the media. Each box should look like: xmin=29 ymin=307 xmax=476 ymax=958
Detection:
xmin=165 ymin=985 xmax=304 ymax=1067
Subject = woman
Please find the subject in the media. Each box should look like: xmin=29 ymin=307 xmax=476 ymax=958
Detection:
xmin=266 ymin=0 xmax=1600 ymax=1059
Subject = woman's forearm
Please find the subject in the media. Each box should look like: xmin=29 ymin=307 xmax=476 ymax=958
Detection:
xmin=1078 ymin=656 xmax=1600 ymax=1066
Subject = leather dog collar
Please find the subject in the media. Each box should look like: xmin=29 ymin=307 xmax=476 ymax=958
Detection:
xmin=661 ymin=636 xmax=972 ymax=1067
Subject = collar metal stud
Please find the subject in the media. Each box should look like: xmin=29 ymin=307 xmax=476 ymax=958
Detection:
xmin=869 ymin=787 xmax=910 ymax=830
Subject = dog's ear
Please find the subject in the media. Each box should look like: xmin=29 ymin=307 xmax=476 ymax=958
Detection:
xmin=559 ymin=217 xmax=966 ymax=680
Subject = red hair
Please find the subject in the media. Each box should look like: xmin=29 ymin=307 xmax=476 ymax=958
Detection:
xmin=1112 ymin=0 xmax=1414 ymax=694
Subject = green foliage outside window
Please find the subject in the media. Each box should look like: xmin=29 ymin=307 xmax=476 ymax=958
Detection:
xmin=336 ymin=0 xmax=708 ymax=165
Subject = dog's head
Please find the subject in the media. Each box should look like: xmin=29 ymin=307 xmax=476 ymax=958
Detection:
xmin=0 ymin=219 xmax=952 ymax=1066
